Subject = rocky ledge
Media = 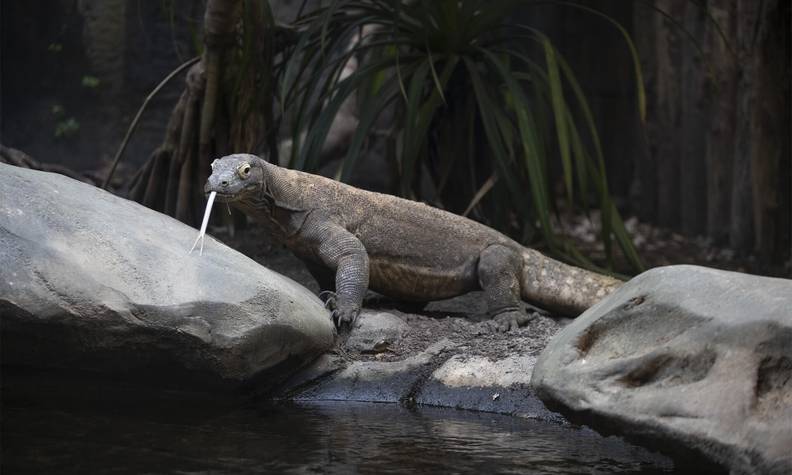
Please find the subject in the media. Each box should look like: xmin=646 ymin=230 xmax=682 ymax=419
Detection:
xmin=279 ymin=306 xmax=564 ymax=422
xmin=207 ymin=223 xmax=571 ymax=421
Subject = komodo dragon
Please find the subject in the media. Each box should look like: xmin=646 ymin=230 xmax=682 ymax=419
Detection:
xmin=205 ymin=153 xmax=622 ymax=331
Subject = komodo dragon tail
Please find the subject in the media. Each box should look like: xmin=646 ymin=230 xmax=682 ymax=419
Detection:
xmin=521 ymin=249 xmax=623 ymax=316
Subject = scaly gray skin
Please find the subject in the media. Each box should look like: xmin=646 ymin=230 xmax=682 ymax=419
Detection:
xmin=205 ymin=154 xmax=622 ymax=331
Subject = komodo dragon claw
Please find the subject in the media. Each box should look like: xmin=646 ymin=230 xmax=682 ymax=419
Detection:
xmin=319 ymin=290 xmax=337 ymax=310
xmin=319 ymin=290 xmax=340 ymax=326
xmin=318 ymin=291 xmax=359 ymax=329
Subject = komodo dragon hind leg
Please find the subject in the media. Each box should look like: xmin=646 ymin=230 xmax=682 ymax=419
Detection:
xmin=478 ymin=244 xmax=538 ymax=332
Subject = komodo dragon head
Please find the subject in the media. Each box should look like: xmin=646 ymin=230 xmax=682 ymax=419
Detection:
xmin=204 ymin=153 xmax=267 ymax=203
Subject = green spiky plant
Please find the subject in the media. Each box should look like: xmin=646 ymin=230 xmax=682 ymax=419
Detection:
xmin=277 ymin=0 xmax=645 ymax=273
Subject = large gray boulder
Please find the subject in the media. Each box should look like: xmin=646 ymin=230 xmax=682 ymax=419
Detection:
xmin=0 ymin=164 xmax=335 ymax=387
xmin=532 ymin=265 xmax=792 ymax=474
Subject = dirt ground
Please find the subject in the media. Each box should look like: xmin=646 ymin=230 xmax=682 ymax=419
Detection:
xmin=558 ymin=211 xmax=791 ymax=278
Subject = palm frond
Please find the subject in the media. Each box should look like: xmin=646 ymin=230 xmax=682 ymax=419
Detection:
xmin=280 ymin=0 xmax=647 ymax=272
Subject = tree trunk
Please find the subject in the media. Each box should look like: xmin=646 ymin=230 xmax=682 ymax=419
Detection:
xmin=630 ymin=0 xmax=790 ymax=270
xmin=78 ymin=0 xmax=126 ymax=96
xmin=127 ymin=0 xmax=275 ymax=226
xmin=631 ymin=6 xmax=658 ymax=221
xmin=704 ymin=1 xmax=737 ymax=245
xmin=729 ymin=0 xmax=760 ymax=251
xmin=679 ymin=5 xmax=707 ymax=236
xmin=649 ymin=0 xmax=684 ymax=229
xmin=747 ymin=0 xmax=791 ymax=261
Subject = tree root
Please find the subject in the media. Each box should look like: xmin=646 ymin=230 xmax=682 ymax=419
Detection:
xmin=101 ymin=56 xmax=200 ymax=190
xmin=124 ymin=0 xmax=275 ymax=227
xmin=0 ymin=145 xmax=98 ymax=185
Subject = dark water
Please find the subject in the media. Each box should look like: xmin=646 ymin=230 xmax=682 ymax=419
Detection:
xmin=2 ymin=388 xmax=677 ymax=474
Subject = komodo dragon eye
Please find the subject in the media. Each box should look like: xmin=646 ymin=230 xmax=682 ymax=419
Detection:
xmin=237 ymin=162 xmax=251 ymax=178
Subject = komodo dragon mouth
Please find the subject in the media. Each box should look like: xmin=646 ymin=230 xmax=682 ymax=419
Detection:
xmin=204 ymin=157 xmax=259 ymax=203
xmin=191 ymin=156 xmax=263 ymax=255
xmin=206 ymin=191 xmax=237 ymax=202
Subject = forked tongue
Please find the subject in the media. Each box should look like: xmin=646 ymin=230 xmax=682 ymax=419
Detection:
xmin=189 ymin=191 xmax=216 ymax=256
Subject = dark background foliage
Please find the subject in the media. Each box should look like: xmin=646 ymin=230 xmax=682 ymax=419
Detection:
xmin=1 ymin=0 xmax=789 ymax=275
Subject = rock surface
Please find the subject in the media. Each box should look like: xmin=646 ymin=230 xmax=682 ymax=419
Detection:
xmin=532 ymin=265 xmax=792 ymax=474
xmin=0 ymin=164 xmax=335 ymax=387
xmin=344 ymin=310 xmax=410 ymax=353
xmin=280 ymin=308 xmax=564 ymax=422
xmin=225 ymin=226 xmax=564 ymax=420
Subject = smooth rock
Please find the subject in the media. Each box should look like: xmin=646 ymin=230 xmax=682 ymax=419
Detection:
xmin=287 ymin=313 xmax=564 ymax=421
xmin=416 ymin=353 xmax=560 ymax=420
xmin=532 ymin=265 xmax=792 ymax=474
xmin=431 ymin=354 xmax=535 ymax=388
xmin=344 ymin=310 xmax=409 ymax=353
xmin=294 ymin=339 xmax=455 ymax=403
xmin=0 ymin=164 xmax=335 ymax=387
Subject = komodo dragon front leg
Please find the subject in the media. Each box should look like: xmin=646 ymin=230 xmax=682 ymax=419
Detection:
xmin=299 ymin=211 xmax=369 ymax=327
xmin=478 ymin=244 xmax=538 ymax=332
xmin=300 ymin=215 xmax=534 ymax=331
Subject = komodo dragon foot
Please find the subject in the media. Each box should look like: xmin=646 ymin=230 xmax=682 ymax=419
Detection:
xmin=489 ymin=308 xmax=539 ymax=333
xmin=319 ymin=290 xmax=359 ymax=329
xmin=486 ymin=301 xmax=551 ymax=332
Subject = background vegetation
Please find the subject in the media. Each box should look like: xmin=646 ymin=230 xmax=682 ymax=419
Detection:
xmin=1 ymin=0 xmax=789 ymax=276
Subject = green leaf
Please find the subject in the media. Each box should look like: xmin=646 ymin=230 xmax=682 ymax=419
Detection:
xmin=478 ymin=48 xmax=557 ymax=250
xmin=280 ymin=0 xmax=646 ymax=273
xmin=297 ymin=63 xmax=374 ymax=170
xmin=400 ymin=61 xmax=430 ymax=183
xmin=554 ymin=53 xmax=608 ymax=189
xmin=465 ymin=57 xmax=531 ymax=225
xmin=338 ymin=76 xmax=401 ymax=181
xmin=401 ymin=55 xmax=458 ymax=194
xmin=462 ymin=173 xmax=498 ymax=217
xmin=426 ymin=44 xmax=447 ymax=104
xmin=81 ymin=76 xmax=101 ymax=88
xmin=546 ymin=2 xmax=646 ymax=122
xmin=541 ymin=37 xmax=573 ymax=205
xmin=55 ymin=118 xmax=80 ymax=138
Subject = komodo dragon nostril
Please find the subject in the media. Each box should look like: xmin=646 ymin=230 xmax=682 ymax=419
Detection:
xmin=220 ymin=180 xmax=229 ymax=187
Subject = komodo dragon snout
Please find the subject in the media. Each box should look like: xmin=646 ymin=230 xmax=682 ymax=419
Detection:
xmin=204 ymin=154 xmax=265 ymax=202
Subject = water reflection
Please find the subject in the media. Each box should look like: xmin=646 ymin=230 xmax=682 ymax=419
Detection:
xmin=2 ymin=397 xmax=675 ymax=474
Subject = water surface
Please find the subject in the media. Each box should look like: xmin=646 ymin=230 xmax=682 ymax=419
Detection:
xmin=2 ymin=393 xmax=676 ymax=474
